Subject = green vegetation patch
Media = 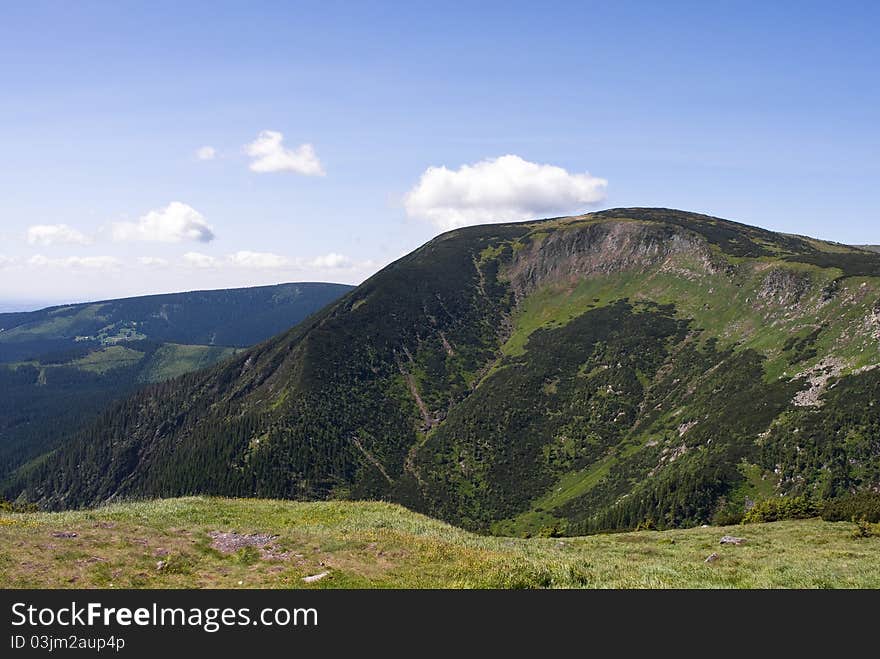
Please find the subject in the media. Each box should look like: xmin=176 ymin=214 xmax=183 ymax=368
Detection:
xmin=139 ymin=344 xmax=239 ymax=383
xmin=70 ymin=345 xmax=145 ymax=374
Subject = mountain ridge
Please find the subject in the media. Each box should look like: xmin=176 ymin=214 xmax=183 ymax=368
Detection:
xmin=8 ymin=208 xmax=880 ymax=536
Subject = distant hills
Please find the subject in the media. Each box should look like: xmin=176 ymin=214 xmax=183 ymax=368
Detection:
xmin=0 ymin=282 xmax=353 ymax=479
xmin=7 ymin=209 xmax=880 ymax=538
xmin=0 ymin=283 xmax=354 ymax=361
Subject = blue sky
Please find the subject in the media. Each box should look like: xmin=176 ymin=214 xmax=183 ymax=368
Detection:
xmin=1 ymin=1 xmax=878 ymax=306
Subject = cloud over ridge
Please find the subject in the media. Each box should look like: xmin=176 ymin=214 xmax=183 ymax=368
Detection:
xmin=404 ymin=154 xmax=607 ymax=230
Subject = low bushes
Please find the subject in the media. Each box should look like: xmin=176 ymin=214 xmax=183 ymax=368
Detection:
xmin=741 ymin=496 xmax=818 ymax=524
xmin=821 ymin=492 xmax=880 ymax=523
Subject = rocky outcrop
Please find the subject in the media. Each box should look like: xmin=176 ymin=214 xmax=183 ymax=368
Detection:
xmin=757 ymin=268 xmax=812 ymax=307
xmin=792 ymin=357 xmax=845 ymax=407
xmin=504 ymin=221 xmax=716 ymax=300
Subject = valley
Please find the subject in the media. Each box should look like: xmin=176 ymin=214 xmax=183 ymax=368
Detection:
xmin=0 ymin=282 xmax=353 ymax=479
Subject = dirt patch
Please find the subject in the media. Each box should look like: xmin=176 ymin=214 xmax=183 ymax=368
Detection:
xmin=208 ymin=531 xmax=291 ymax=560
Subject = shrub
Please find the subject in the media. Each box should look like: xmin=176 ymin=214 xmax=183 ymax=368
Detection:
xmin=821 ymin=492 xmax=880 ymax=523
xmin=851 ymin=519 xmax=875 ymax=539
xmin=712 ymin=509 xmax=744 ymax=526
xmin=741 ymin=496 xmax=818 ymax=524
xmin=0 ymin=499 xmax=37 ymax=513
xmin=234 ymin=546 xmax=262 ymax=565
xmin=161 ymin=552 xmax=198 ymax=575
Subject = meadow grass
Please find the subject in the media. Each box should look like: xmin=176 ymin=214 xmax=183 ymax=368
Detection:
xmin=1 ymin=497 xmax=877 ymax=589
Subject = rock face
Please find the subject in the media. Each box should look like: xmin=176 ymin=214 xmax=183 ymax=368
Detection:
xmin=757 ymin=268 xmax=812 ymax=307
xmin=505 ymin=220 xmax=716 ymax=300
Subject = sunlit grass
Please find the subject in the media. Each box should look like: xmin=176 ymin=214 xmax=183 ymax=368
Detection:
xmin=1 ymin=497 xmax=877 ymax=589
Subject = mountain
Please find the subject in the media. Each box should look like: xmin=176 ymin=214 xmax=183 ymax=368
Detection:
xmin=8 ymin=209 xmax=880 ymax=536
xmin=0 ymin=282 xmax=355 ymax=361
xmin=0 ymin=282 xmax=353 ymax=478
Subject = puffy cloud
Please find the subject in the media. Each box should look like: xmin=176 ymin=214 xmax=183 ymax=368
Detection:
xmin=28 ymin=254 xmax=121 ymax=270
xmin=308 ymin=252 xmax=351 ymax=269
xmin=26 ymin=224 xmax=91 ymax=246
xmin=404 ymin=154 xmax=608 ymax=230
xmin=137 ymin=256 xmax=169 ymax=267
xmin=244 ymin=130 xmax=324 ymax=176
xmin=112 ymin=202 xmax=215 ymax=243
xmin=196 ymin=146 xmax=216 ymax=160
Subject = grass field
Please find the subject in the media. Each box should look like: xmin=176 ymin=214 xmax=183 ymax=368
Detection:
xmin=1 ymin=497 xmax=878 ymax=588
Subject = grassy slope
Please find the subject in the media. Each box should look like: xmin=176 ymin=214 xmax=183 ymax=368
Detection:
xmin=1 ymin=497 xmax=878 ymax=589
xmin=138 ymin=344 xmax=240 ymax=383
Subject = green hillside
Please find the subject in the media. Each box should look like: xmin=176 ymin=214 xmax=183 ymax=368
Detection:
xmin=0 ymin=282 xmax=354 ymax=360
xmin=8 ymin=209 xmax=880 ymax=536
xmin=0 ymin=282 xmax=353 ymax=479
xmin=1 ymin=497 xmax=877 ymax=588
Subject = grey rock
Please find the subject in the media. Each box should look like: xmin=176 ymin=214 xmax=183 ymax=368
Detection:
xmin=720 ymin=535 xmax=746 ymax=545
xmin=302 ymin=571 xmax=330 ymax=583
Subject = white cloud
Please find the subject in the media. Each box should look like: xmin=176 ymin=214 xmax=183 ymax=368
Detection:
xmin=180 ymin=250 xmax=360 ymax=272
xmin=26 ymin=224 xmax=91 ymax=246
xmin=244 ymin=130 xmax=325 ymax=176
xmin=404 ymin=154 xmax=608 ymax=230
xmin=227 ymin=251 xmax=289 ymax=269
xmin=28 ymin=254 xmax=121 ymax=270
xmin=182 ymin=252 xmax=219 ymax=269
xmin=196 ymin=146 xmax=216 ymax=160
xmin=137 ymin=256 xmax=169 ymax=267
xmin=308 ymin=252 xmax=351 ymax=269
xmin=112 ymin=202 xmax=215 ymax=243
xmin=0 ymin=256 xmax=16 ymax=268
xmin=183 ymin=251 xmax=289 ymax=270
